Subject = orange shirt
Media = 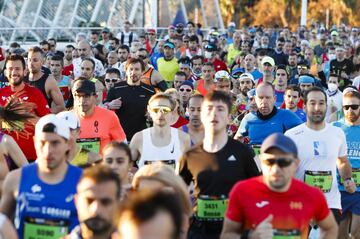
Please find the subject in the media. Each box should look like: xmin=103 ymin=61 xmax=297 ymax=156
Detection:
xmin=76 ymin=106 xmax=126 ymax=155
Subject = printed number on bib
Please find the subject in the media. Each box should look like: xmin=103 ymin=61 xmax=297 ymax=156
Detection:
xmin=251 ymin=145 xmax=261 ymax=156
xmin=273 ymin=229 xmax=301 ymax=239
xmin=144 ymin=160 xmax=176 ymax=169
xmin=196 ymin=195 xmax=228 ymax=221
xmin=340 ymin=168 xmax=360 ymax=187
xmin=24 ymin=217 xmax=68 ymax=239
xmin=76 ymin=138 xmax=100 ymax=154
xmin=304 ymin=170 xmax=332 ymax=193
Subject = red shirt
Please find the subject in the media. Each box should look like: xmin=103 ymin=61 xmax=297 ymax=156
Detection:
xmin=171 ymin=116 xmax=188 ymax=128
xmin=280 ymin=98 xmax=304 ymax=110
xmin=212 ymin=58 xmax=228 ymax=72
xmin=0 ymin=84 xmax=50 ymax=161
xmin=226 ymin=176 xmax=330 ymax=238
xmin=62 ymin=64 xmax=74 ymax=76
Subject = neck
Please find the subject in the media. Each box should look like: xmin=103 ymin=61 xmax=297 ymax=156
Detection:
xmin=80 ymin=106 xmax=96 ymax=118
xmin=204 ymin=79 xmax=214 ymax=87
xmin=286 ymin=106 xmax=297 ymax=112
xmin=29 ymin=71 xmax=43 ymax=81
xmin=306 ymin=120 xmax=326 ymax=130
xmin=346 ymin=118 xmax=360 ymax=126
xmin=37 ymin=160 xmax=68 ymax=184
xmin=53 ymin=74 xmax=62 ymax=82
xmin=10 ymin=82 xmax=25 ymax=92
xmin=188 ymin=123 xmax=204 ymax=132
xmin=202 ymin=130 xmax=228 ymax=153
xmin=152 ymin=125 xmax=171 ymax=137
xmin=164 ymin=56 xmax=174 ymax=61
xmin=80 ymin=224 xmax=113 ymax=239
xmin=275 ymin=85 xmax=286 ymax=91
xmin=127 ymin=79 xmax=141 ymax=86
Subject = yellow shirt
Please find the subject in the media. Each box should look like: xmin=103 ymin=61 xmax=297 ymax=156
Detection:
xmin=157 ymin=57 xmax=179 ymax=83
xmin=227 ymin=44 xmax=241 ymax=65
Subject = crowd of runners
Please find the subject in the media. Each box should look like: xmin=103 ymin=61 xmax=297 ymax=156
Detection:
xmin=0 ymin=20 xmax=359 ymax=239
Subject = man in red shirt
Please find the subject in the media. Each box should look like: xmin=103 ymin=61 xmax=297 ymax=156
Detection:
xmin=221 ymin=133 xmax=338 ymax=239
xmin=0 ymin=55 xmax=50 ymax=162
xmin=204 ymin=44 xmax=228 ymax=72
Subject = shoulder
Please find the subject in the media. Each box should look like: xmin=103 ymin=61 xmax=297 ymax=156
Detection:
xmin=284 ymin=123 xmax=306 ymax=136
xmin=139 ymin=83 xmax=156 ymax=94
xmin=231 ymin=176 xmax=261 ymax=194
xmin=291 ymin=178 xmax=325 ymax=198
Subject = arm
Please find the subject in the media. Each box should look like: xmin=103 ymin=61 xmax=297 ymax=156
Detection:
xmin=178 ymin=130 xmax=191 ymax=152
xmin=45 ymin=76 xmax=65 ymax=113
xmin=0 ymin=214 xmax=18 ymax=239
xmin=2 ymin=135 xmax=28 ymax=168
xmin=317 ymin=213 xmax=338 ymax=239
xmin=0 ymin=169 xmax=20 ymax=218
xmin=129 ymin=132 xmax=142 ymax=163
xmin=220 ymin=218 xmax=243 ymax=239
xmin=337 ymin=155 xmax=356 ymax=192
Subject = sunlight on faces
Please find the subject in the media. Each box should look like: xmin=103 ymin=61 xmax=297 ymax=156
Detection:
xmin=28 ymin=51 xmax=43 ymax=74
xmin=148 ymin=98 xmax=173 ymax=127
xmin=260 ymin=148 xmax=298 ymax=191
xmin=284 ymin=89 xmax=300 ymax=110
xmin=80 ymin=60 xmax=95 ymax=79
xmin=126 ymin=62 xmax=143 ymax=84
xmin=5 ymin=60 xmax=25 ymax=86
xmin=343 ymin=96 xmax=360 ymax=123
xmin=255 ymin=84 xmax=276 ymax=115
xmin=188 ymin=97 xmax=203 ymax=128
xmin=74 ymin=92 xmax=97 ymax=114
xmin=200 ymin=100 xmax=230 ymax=134
xmin=34 ymin=132 xmax=70 ymax=171
xmin=103 ymin=147 xmax=131 ymax=182
xmin=305 ymin=91 xmax=327 ymax=124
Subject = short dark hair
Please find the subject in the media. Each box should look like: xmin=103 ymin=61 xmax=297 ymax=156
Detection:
xmin=105 ymin=68 xmax=121 ymax=78
xmin=81 ymin=57 xmax=95 ymax=70
xmin=189 ymin=35 xmax=199 ymax=43
xmin=277 ymin=37 xmax=285 ymax=43
xmin=28 ymin=46 xmax=44 ymax=57
xmin=79 ymin=165 xmax=122 ymax=199
xmin=109 ymin=37 xmax=120 ymax=45
xmin=103 ymin=141 xmax=132 ymax=162
xmin=175 ymin=71 xmax=186 ymax=78
xmin=202 ymin=62 xmax=214 ymax=69
xmin=304 ymin=86 xmax=327 ymax=104
xmin=117 ymin=191 xmax=183 ymax=239
xmin=65 ymin=45 xmax=75 ymax=50
xmin=187 ymin=21 xmax=195 ymax=27
xmin=118 ymin=45 xmax=130 ymax=53
xmin=189 ymin=93 xmax=204 ymax=102
xmin=39 ymin=40 xmax=50 ymax=49
xmin=285 ymin=84 xmax=301 ymax=97
xmin=5 ymin=54 xmax=26 ymax=70
xmin=48 ymin=38 xmax=56 ymax=43
xmin=204 ymin=90 xmax=232 ymax=114
xmin=191 ymin=55 xmax=204 ymax=65
xmin=50 ymin=54 xmax=64 ymax=66
xmin=125 ymin=58 xmax=145 ymax=71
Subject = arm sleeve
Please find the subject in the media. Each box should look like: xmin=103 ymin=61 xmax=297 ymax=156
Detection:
xmin=109 ymin=111 xmax=127 ymax=143
xmin=179 ymin=154 xmax=193 ymax=185
xmin=225 ymin=183 xmax=244 ymax=223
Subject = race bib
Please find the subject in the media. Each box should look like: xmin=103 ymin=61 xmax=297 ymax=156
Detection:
xmin=273 ymin=229 xmax=301 ymax=239
xmin=23 ymin=218 xmax=68 ymax=239
xmin=196 ymin=195 xmax=228 ymax=221
xmin=304 ymin=170 xmax=333 ymax=193
xmin=144 ymin=160 xmax=176 ymax=169
xmin=251 ymin=145 xmax=261 ymax=156
xmin=339 ymin=168 xmax=360 ymax=187
xmin=76 ymin=138 xmax=100 ymax=153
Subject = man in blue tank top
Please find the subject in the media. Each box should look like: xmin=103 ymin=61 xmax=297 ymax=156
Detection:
xmin=0 ymin=114 xmax=82 ymax=239
xmin=332 ymin=89 xmax=360 ymax=239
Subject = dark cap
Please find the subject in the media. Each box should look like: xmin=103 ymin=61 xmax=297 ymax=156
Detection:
xmin=72 ymin=79 xmax=96 ymax=95
xmin=163 ymin=41 xmax=175 ymax=49
xmin=102 ymin=27 xmax=110 ymax=33
xmin=261 ymin=133 xmax=298 ymax=157
xmin=204 ymin=44 xmax=217 ymax=52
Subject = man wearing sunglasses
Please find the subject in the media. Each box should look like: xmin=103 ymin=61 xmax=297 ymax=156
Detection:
xmin=332 ymin=90 xmax=360 ymax=239
xmin=130 ymin=93 xmax=190 ymax=169
xmin=178 ymin=80 xmax=194 ymax=110
xmin=285 ymin=87 xmax=356 ymax=226
xmin=136 ymin=48 xmax=168 ymax=92
xmin=221 ymin=133 xmax=338 ymax=239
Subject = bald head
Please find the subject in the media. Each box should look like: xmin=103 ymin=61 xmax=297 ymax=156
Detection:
xmin=244 ymin=54 xmax=255 ymax=71
xmin=77 ymin=40 xmax=92 ymax=58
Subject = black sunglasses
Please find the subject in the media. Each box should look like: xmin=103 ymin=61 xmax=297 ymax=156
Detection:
xmin=262 ymin=158 xmax=294 ymax=168
xmin=105 ymin=78 xmax=119 ymax=83
xmin=137 ymin=55 xmax=147 ymax=60
xmin=179 ymin=88 xmax=192 ymax=92
xmin=343 ymin=104 xmax=360 ymax=110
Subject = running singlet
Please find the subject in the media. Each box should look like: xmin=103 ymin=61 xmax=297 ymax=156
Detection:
xmin=77 ymin=106 xmax=126 ymax=155
xmin=332 ymin=119 xmax=360 ymax=191
xmin=138 ymin=127 xmax=182 ymax=169
xmin=0 ymin=84 xmax=50 ymax=161
xmin=57 ymin=76 xmax=70 ymax=105
xmin=226 ymin=177 xmax=330 ymax=238
xmin=27 ymin=73 xmax=52 ymax=106
xmin=15 ymin=163 xmax=82 ymax=239
xmin=156 ymin=57 xmax=179 ymax=84
xmin=285 ymin=123 xmax=347 ymax=209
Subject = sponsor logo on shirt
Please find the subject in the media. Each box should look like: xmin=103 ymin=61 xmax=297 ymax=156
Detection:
xmin=313 ymin=141 xmax=327 ymax=159
xmin=31 ymin=184 xmax=42 ymax=193
xmin=255 ymin=201 xmax=269 ymax=208
xmin=289 ymin=201 xmax=303 ymax=210
xmin=227 ymin=155 xmax=237 ymax=161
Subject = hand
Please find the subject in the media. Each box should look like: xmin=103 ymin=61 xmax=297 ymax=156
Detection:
xmin=249 ymin=214 xmax=273 ymax=239
xmin=340 ymin=72 xmax=348 ymax=79
xmin=108 ymin=97 xmax=122 ymax=110
xmin=344 ymin=179 xmax=357 ymax=194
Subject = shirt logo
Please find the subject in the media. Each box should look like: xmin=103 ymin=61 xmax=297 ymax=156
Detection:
xmin=256 ymin=201 xmax=269 ymax=208
xmin=170 ymin=144 xmax=175 ymax=154
xmin=31 ymin=184 xmax=42 ymax=193
xmin=290 ymin=201 xmax=303 ymax=210
xmin=65 ymin=194 xmax=74 ymax=203
xmin=227 ymin=155 xmax=237 ymax=161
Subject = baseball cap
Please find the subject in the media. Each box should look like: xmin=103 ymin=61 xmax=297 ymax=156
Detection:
xmin=228 ymin=22 xmax=236 ymax=28
xmin=147 ymin=28 xmax=156 ymax=34
xmin=163 ymin=41 xmax=175 ymax=49
xmin=35 ymin=114 xmax=70 ymax=140
xmin=261 ymin=56 xmax=275 ymax=66
xmin=57 ymin=111 xmax=80 ymax=130
xmin=204 ymin=44 xmax=218 ymax=52
xmin=261 ymin=133 xmax=298 ymax=157
xmin=239 ymin=73 xmax=255 ymax=83
xmin=72 ymin=79 xmax=96 ymax=95
xmin=298 ymin=75 xmax=315 ymax=84
xmin=331 ymin=30 xmax=339 ymax=36
xmin=102 ymin=27 xmax=110 ymax=33
xmin=231 ymin=68 xmax=245 ymax=78
xmin=180 ymin=80 xmax=194 ymax=90
xmin=214 ymin=70 xmax=230 ymax=81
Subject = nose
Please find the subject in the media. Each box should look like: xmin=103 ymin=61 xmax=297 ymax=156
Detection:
xmin=89 ymin=200 xmax=101 ymax=215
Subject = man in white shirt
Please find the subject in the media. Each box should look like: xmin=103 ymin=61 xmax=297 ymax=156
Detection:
xmin=116 ymin=21 xmax=138 ymax=47
xmin=285 ymin=86 xmax=356 ymax=225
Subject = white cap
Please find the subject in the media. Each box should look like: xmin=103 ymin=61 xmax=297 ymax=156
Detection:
xmin=261 ymin=56 xmax=275 ymax=66
xmin=215 ymin=70 xmax=230 ymax=79
xmin=57 ymin=111 xmax=80 ymax=130
xmin=35 ymin=114 xmax=70 ymax=140
xmin=239 ymin=73 xmax=255 ymax=83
